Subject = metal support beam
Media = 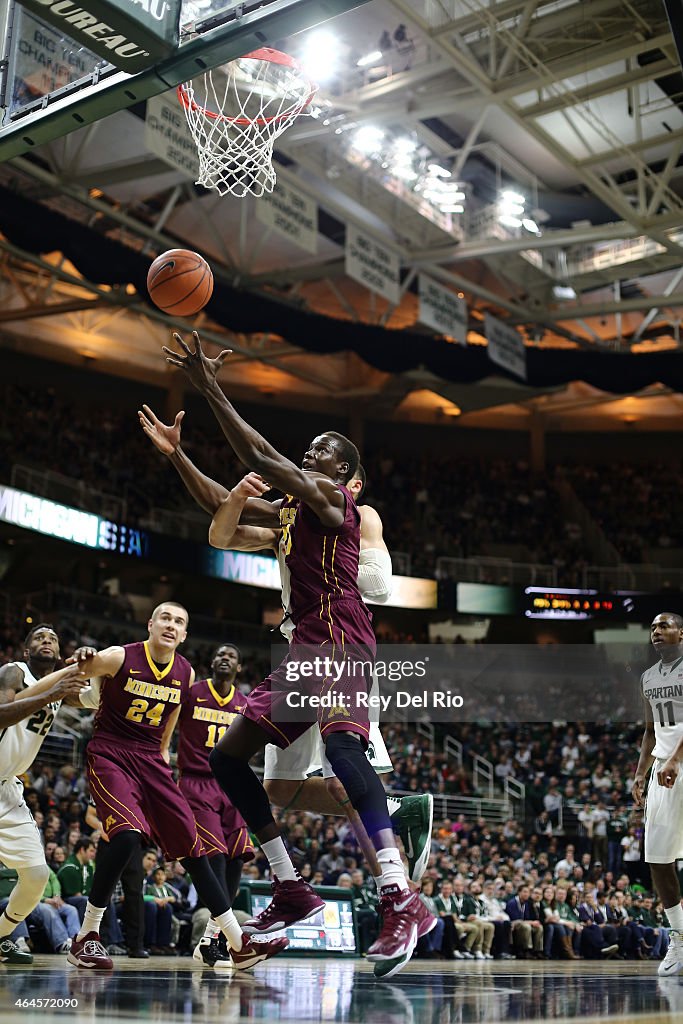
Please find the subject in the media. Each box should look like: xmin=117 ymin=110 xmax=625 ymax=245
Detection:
xmin=631 ymin=265 xmax=683 ymax=343
xmin=0 ymin=298 xmax=110 ymax=322
xmin=517 ymin=59 xmax=675 ymax=119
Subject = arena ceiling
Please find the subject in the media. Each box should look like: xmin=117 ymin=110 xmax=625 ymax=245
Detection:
xmin=1 ymin=0 xmax=683 ymax=429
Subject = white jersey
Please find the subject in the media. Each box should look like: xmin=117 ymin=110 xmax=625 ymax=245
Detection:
xmin=642 ymin=656 xmax=683 ymax=759
xmin=276 ymin=534 xmax=294 ymax=642
xmin=0 ymin=662 xmax=61 ymax=779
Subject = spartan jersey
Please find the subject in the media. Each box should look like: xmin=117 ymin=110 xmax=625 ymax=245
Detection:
xmin=177 ymin=678 xmax=243 ymax=776
xmin=276 ymin=534 xmax=294 ymax=642
xmin=0 ymin=661 xmax=61 ymax=779
xmin=642 ymin=655 xmax=683 ymax=758
xmin=93 ymin=642 xmax=192 ymax=749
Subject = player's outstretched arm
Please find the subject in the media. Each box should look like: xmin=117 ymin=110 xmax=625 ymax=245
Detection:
xmin=138 ymin=404 xmax=229 ymax=515
xmin=164 ymin=332 xmax=345 ymax=527
xmin=68 ymin=646 xmax=126 ymax=680
xmin=209 ymin=473 xmax=278 ymax=552
xmin=357 ymin=505 xmax=393 ymax=603
xmin=0 ymin=664 xmax=87 ymax=728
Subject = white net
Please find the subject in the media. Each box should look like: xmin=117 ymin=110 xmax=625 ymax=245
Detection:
xmin=178 ymin=48 xmax=315 ymax=198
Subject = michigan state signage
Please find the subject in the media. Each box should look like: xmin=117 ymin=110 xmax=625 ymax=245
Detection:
xmin=17 ymin=0 xmax=181 ymax=72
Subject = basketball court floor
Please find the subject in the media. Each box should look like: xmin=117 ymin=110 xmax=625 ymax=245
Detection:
xmin=0 ymin=958 xmax=681 ymax=1024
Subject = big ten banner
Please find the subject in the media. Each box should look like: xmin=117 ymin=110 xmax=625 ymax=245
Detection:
xmin=345 ymin=225 xmax=400 ymax=305
xmin=418 ymin=274 xmax=468 ymax=344
xmin=255 ymin=181 xmax=318 ymax=254
xmin=9 ymin=7 xmax=106 ymax=114
xmin=145 ymin=90 xmax=199 ymax=179
xmin=16 ymin=0 xmax=181 ymax=73
xmin=484 ymin=312 xmax=527 ymax=381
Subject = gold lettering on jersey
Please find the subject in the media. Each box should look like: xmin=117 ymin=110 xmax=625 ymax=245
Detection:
xmin=124 ymin=679 xmax=181 ymax=703
xmin=280 ymin=507 xmax=296 ymax=526
xmin=327 ymin=704 xmax=351 ymax=718
xmin=646 ymin=685 xmax=683 ymax=700
xmin=192 ymin=706 xmax=236 ymax=725
xmin=281 ymin=523 xmax=293 ymax=557
xmin=105 ymin=815 xmax=117 ymax=830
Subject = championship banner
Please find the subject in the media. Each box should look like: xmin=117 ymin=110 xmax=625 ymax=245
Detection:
xmin=484 ymin=312 xmax=528 ymax=380
xmin=145 ymin=91 xmax=199 ymax=179
xmin=345 ymin=225 xmax=400 ymax=305
xmin=256 ymin=182 xmax=318 ymax=254
xmin=16 ymin=0 xmax=181 ymax=73
xmin=418 ymin=274 xmax=468 ymax=343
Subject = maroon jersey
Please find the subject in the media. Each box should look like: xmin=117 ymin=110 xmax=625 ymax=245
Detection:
xmin=177 ymin=678 xmax=244 ymax=776
xmin=93 ymin=641 xmax=192 ymax=749
xmin=279 ymin=485 xmax=365 ymax=623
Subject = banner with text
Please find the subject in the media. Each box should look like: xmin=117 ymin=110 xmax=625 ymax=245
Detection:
xmin=345 ymin=226 xmax=400 ymax=305
xmin=145 ymin=91 xmax=199 ymax=180
xmin=256 ymin=182 xmax=318 ymax=254
xmin=484 ymin=312 xmax=527 ymax=380
xmin=418 ymin=275 xmax=468 ymax=343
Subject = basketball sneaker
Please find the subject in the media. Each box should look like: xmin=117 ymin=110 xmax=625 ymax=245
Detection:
xmin=67 ymin=932 xmax=114 ymax=970
xmin=194 ymin=936 xmax=233 ymax=970
xmin=242 ymin=876 xmax=324 ymax=934
xmin=368 ymin=884 xmax=437 ymax=979
xmin=659 ymin=929 xmax=683 ymax=976
xmin=230 ymin=933 xmax=289 ymax=970
xmin=0 ymin=938 xmax=32 ymax=964
xmin=390 ymin=794 xmax=434 ymax=883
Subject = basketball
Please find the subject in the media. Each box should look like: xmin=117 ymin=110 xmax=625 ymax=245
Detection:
xmin=147 ymin=249 xmax=214 ymax=317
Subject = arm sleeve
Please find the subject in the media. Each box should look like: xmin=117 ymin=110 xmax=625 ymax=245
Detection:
xmin=79 ymin=677 xmax=102 ymax=709
xmin=357 ymin=548 xmax=393 ymax=603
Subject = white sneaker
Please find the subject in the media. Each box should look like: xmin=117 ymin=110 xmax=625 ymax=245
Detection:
xmin=462 ymin=951 xmax=474 ymax=959
xmin=484 ymin=952 xmax=494 ymax=959
xmin=16 ymin=937 xmax=31 ymax=953
xmin=453 ymin=951 xmax=464 ymax=959
xmin=474 ymin=951 xmax=485 ymax=960
xmin=659 ymin=930 xmax=683 ymax=976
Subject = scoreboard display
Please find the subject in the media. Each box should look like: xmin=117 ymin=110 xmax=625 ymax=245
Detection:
xmin=244 ymin=882 xmax=358 ymax=956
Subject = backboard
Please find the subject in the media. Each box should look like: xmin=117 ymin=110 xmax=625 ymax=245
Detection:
xmin=0 ymin=0 xmax=370 ymax=160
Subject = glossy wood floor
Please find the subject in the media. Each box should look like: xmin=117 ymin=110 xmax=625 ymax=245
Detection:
xmin=0 ymin=957 xmax=681 ymax=1023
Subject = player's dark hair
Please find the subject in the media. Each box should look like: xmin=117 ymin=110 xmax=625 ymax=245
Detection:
xmin=213 ymin=643 xmax=242 ymax=663
xmin=24 ymin=622 xmax=58 ymax=648
xmin=326 ymin=431 xmax=360 ymax=483
xmin=74 ymin=837 xmax=95 ymax=854
xmin=658 ymin=612 xmax=683 ymax=629
xmin=353 ymin=463 xmax=367 ymax=499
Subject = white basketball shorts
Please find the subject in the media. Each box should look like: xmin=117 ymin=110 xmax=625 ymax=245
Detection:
xmin=264 ymin=722 xmax=393 ymax=781
xmin=645 ymin=759 xmax=683 ymax=864
xmin=0 ymin=778 xmax=46 ymax=869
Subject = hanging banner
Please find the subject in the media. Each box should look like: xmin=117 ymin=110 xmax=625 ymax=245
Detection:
xmin=484 ymin=312 xmax=527 ymax=380
xmin=145 ymin=91 xmax=199 ymax=180
xmin=345 ymin=225 xmax=400 ymax=305
xmin=17 ymin=0 xmax=181 ymax=73
xmin=256 ymin=182 xmax=318 ymax=254
xmin=418 ymin=275 xmax=468 ymax=343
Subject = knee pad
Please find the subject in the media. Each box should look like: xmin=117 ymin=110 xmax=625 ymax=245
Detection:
xmin=7 ymin=863 xmax=50 ymax=920
xmin=324 ymin=732 xmax=370 ymax=805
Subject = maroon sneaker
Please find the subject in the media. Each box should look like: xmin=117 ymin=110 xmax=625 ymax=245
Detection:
xmin=231 ymin=933 xmax=289 ymax=970
xmin=242 ymin=876 xmax=325 ymax=935
xmin=367 ymin=885 xmax=436 ymax=964
xmin=67 ymin=932 xmax=114 ymax=970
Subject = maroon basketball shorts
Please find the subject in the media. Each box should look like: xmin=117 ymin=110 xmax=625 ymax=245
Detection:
xmin=87 ymin=738 xmax=205 ymax=859
xmin=240 ymin=597 xmax=376 ymax=749
xmin=179 ymin=773 xmax=254 ymax=862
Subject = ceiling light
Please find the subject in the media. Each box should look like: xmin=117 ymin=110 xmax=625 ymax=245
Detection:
xmin=393 ymin=165 xmax=418 ymax=180
xmin=501 ymin=201 xmax=524 ymax=216
xmin=352 ymin=125 xmax=384 ymax=153
xmin=427 ymin=163 xmax=451 ymax=177
xmin=357 ymin=50 xmax=383 ymax=67
xmin=302 ymin=30 xmax=340 ymax=83
xmin=522 ymin=218 xmax=540 ymax=233
xmin=394 ymin=137 xmax=417 ymax=153
xmin=501 ymin=189 xmax=524 ymax=204
xmin=499 ymin=215 xmax=523 ymax=228
xmin=440 ymin=204 xmax=464 ymax=213
xmin=553 ymin=285 xmax=577 ymax=299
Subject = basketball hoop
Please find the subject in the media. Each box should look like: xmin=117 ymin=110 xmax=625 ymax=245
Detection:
xmin=177 ymin=47 xmax=317 ymax=198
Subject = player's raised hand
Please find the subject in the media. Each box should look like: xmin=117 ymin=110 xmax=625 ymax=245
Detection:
xmin=163 ymin=331 xmax=231 ymax=392
xmin=138 ymin=404 xmax=184 ymax=455
xmin=233 ymin=472 xmax=272 ymax=499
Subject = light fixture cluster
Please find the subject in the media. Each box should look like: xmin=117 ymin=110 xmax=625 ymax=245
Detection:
xmin=498 ymin=190 xmax=541 ymax=234
xmin=346 ymin=127 xmax=467 ymax=217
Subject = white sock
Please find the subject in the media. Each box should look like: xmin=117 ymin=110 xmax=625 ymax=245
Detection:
xmin=665 ymin=903 xmax=683 ymax=931
xmin=373 ymin=875 xmax=383 ymax=892
xmin=77 ymin=902 xmax=106 ymax=941
xmin=202 ymin=918 xmax=221 ymax=943
xmin=260 ymin=836 xmax=297 ymax=882
xmin=386 ymin=796 xmax=401 ymax=817
xmin=377 ymin=847 xmax=408 ymax=893
xmin=214 ymin=910 xmax=243 ymax=951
